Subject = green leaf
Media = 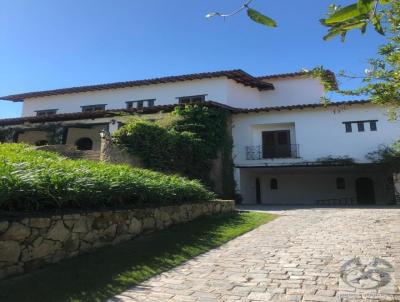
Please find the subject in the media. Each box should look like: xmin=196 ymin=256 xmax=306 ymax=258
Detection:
xmin=325 ymin=4 xmax=361 ymax=24
xmin=371 ymin=15 xmax=385 ymax=35
xmin=342 ymin=21 xmax=368 ymax=30
xmin=247 ymin=8 xmax=277 ymax=27
xmin=379 ymin=0 xmax=391 ymax=4
xmin=323 ymin=28 xmax=343 ymax=41
xmin=357 ymin=0 xmax=375 ymax=14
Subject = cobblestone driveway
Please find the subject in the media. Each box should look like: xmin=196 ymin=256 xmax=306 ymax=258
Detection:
xmin=110 ymin=208 xmax=400 ymax=302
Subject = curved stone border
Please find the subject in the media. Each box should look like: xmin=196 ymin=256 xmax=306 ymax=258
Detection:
xmin=0 ymin=200 xmax=234 ymax=280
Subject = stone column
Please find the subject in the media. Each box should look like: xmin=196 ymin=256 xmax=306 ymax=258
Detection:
xmin=100 ymin=129 xmax=112 ymax=162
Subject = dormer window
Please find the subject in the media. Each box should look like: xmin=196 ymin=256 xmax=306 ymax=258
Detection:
xmin=126 ymin=99 xmax=156 ymax=109
xmin=81 ymin=104 xmax=106 ymax=113
xmin=177 ymin=95 xmax=206 ymax=104
xmin=36 ymin=109 xmax=58 ymax=117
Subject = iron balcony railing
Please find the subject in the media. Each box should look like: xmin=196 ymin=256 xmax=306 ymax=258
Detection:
xmin=246 ymin=144 xmax=300 ymax=160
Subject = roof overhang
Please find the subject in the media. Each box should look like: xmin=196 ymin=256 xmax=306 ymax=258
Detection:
xmin=0 ymin=70 xmax=274 ymax=102
xmin=0 ymin=99 xmax=372 ymax=127
xmin=0 ymin=101 xmax=236 ymax=126
xmin=233 ymin=100 xmax=371 ymax=114
xmin=257 ymin=69 xmax=338 ymax=90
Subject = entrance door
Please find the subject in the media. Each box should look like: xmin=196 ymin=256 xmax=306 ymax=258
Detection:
xmin=262 ymin=130 xmax=291 ymax=158
xmin=356 ymin=177 xmax=375 ymax=204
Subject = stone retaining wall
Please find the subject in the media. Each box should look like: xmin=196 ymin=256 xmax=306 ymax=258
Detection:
xmin=0 ymin=200 xmax=234 ymax=280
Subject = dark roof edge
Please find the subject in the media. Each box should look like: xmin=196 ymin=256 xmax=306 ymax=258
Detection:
xmin=0 ymin=70 xmax=274 ymax=102
xmin=234 ymin=100 xmax=371 ymax=114
xmin=0 ymin=101 xmax=235 ymax=126
xmin=257 ymin=69 xmax=338 ymax=90
xmin=0 ymin=100 xmax=373 ymax=127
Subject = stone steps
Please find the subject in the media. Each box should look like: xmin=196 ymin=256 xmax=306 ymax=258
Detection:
xmin=64 ymin=150 xmax=100 ymax=161
xmin=34 ymin=145 xmax=100 ymax=161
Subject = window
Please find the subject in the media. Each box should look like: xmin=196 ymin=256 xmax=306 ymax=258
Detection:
xmin=36 ymin=109 xmax=58 ymax=117
xmin=262 ymin=130 xmax=292 ymax=158
xmin=343 ymin=120 xmax=378 ymax=133
xmin=126 ymin=99 xmax=156 ymax=109
xmin=177 ymin=95 xmax=206 ymax=104
xmin=270 ymin=178 xmax=278 ymax=190
xmin=81 ymin=105 xmax=106 ymax=112
xmin=344 ymin=122 xmax=352 ymax=133
xmin=336 ymin=177 xmax=346 ymax=190
xmin=370 ymin=121 xmax=377 ymax=131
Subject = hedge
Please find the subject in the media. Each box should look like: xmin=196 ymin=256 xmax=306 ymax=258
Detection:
xmin=0 ymin=144 xmax=215 ymax=212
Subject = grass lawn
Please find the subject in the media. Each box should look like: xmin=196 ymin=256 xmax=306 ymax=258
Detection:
xmin=0 ymin=212 xmax=276 ymax=302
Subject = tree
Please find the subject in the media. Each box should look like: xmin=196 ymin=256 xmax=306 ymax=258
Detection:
xmin=207 ymin=1 xmax=399 ymax=115
xmin=319 ymin=1 xmax=399 ymax=117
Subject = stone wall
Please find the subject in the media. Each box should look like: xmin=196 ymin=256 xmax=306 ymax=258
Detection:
xmin=0 ymin=200 xmax=234 ymax=280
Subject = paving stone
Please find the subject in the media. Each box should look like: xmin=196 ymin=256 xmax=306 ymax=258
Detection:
xmin=247 ymin=292 xmax=272 ymax=300
xmin=303 ymin=295 xmax=339 ymax=302
xmin=316 ymin=289 xmax=336 ymax=297
xmin=109 ymin=208 xmax=400 ymax=301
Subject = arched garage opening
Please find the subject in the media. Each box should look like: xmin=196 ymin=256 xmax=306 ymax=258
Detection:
xmin=75 ymin=137 xmax=93 ymax=151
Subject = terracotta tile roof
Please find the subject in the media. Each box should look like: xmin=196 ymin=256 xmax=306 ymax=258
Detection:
xmin=234 ymin=100 xmax=370 ymax=113
xmin=0 ymin=101 xmax=236 ymax=126
xmin=257 ymin=69 xmax=338 ymax=90
xmin=0 ymin=70 xmax=274 ymax=102
xmin=0 ymin=100 xmax=371 ymax=127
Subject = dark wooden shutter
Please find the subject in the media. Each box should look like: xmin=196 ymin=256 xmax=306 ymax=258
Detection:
xmin=262 ymin=130 xmax=291 ymax=158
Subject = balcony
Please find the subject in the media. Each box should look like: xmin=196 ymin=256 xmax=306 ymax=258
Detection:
xmin=246 ymin=144 xmax=300 ymax=160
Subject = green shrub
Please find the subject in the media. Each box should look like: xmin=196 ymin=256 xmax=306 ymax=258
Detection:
xmin=113 ymin=105 xmax=235 ymax=197
xmin=113 ymin=120 xmax=206 ymax=175
xmin=366 ymin=140 xmax=400 ymax=171
xmin=0 ymin=144 xmax=215 ymax=212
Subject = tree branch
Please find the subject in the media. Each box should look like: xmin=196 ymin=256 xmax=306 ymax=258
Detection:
xmin=206 ymin=0 xmax=254 ymax=19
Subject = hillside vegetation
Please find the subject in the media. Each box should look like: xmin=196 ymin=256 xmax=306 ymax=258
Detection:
xmin=0 ymin=144 xmax=214 ymax=212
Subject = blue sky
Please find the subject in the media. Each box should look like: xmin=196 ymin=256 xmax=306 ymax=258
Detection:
xmin=0 ymin=0 xmax=386 ymax=118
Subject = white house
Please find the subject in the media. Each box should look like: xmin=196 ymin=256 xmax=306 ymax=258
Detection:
xmin=0 ymin=69 xmax=398 ymax=205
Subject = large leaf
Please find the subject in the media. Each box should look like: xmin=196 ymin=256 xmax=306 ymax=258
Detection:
xmin=342 ymin=21 xmax=368 ymax=30
xmin=323 ymin=28 xmax=344 ymax=41
xmin=357 ymin=0 xmax=375 ymax=14
xmin=247 ymin=8 xmax=277 ymax=27
xmin=325 ymin=4 xmax=361 ymax=24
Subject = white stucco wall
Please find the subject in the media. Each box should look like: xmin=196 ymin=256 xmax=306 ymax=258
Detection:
xmin=239 ymin=167 xmax=390 ymax=205
xmin=20 ymin=75 xmax=327 ymax=116
xmin=22 ymin=78 xmax=230 ymax=116
xmin=232 ymin=103 xmax=400 ymax=165
xmin=259 ymin=77 xmax=324 ymax=107
xmin=225 ymin=79 xmax=260 ymax=108
xmin=66 ymin=125 xmax=105 ymax=151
